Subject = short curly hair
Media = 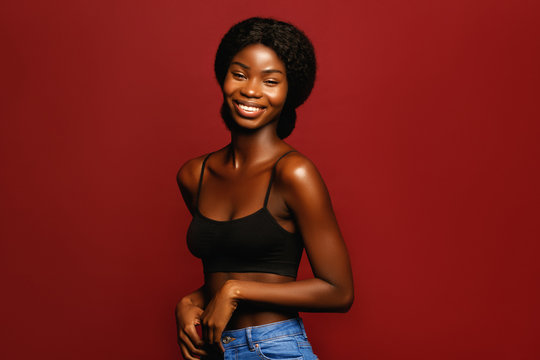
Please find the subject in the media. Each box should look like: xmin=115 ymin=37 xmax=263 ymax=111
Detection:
xmin=214 ymin=17 xmax=317 ymax=139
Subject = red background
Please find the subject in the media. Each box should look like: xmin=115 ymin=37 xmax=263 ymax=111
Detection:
xmin=1 ymin=1 xmax=539 ymax=359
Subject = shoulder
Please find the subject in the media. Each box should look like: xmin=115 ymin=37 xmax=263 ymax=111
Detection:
xmin=275 ymin=151 xmax=323 ymax=187
xmin=176 ymin=154 xmax=210 ymax=194
xmin=274 ymin=151 xmax=328 ymax=200
xmin=274 ymin=151 xmax=335 ymax=220
xmin=176 ymin=153 xmax=215 ymax=212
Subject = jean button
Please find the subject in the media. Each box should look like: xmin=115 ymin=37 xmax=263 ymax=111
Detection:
xmin=222 ymin=336 xmax=232 ymax=344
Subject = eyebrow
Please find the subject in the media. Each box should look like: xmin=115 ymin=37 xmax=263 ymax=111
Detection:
xmin=231 ymin=61 xmax=284 ymax=74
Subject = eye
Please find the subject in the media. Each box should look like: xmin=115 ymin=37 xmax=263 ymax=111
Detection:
xmin=264 ymin=79 xmax=279 ymax=86
xmin=232 ymin=72 xmax=246 ymax=80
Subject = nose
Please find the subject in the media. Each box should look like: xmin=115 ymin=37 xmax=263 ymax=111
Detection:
xmin=240 ymin=79 xmax=262 ymax=98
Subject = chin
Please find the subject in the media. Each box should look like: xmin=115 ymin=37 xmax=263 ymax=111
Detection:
xmin=233 ymin=117 xmax=266 ymax=130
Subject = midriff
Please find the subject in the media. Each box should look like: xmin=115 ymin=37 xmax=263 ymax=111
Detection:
xmin=204 ymin=272 xmax=298 ymax=330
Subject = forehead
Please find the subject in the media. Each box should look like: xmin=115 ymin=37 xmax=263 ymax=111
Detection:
xmin=231 ymin=44 xmax=286 ymax=72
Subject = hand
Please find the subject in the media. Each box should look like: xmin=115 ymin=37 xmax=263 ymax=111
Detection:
xmin=175 ymin=297 xmax=207 ymax=360
xmin=200 ymin=280 xmax=239 ymax=352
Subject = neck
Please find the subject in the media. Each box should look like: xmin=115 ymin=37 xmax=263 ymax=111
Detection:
xmin=228 ymin=127 xmax=282 ymax=169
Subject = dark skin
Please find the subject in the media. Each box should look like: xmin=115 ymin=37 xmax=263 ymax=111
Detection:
xmin=175 ymin=44 xmax=354 ymax=360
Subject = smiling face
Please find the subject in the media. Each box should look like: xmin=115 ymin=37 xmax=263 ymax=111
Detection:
xmin=222 ymin=44 xmax=288 ymax=134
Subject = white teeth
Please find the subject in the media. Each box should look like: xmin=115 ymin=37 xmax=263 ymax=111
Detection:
xmin=238 ymin=103 xmax=262 ymax=112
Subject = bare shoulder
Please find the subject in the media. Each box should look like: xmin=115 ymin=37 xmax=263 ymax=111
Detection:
xmin=176 ymin=154 xmax=211 ymax=212
xmin=177 ymin=155 xmax=207 ymax=190
xmin=275 ymin=151 xmax=325 ymax=189
xmin=274 ymin=151 xmax=330 ymax=206
xmin=274 ymin=151 xmax=336 ymax=227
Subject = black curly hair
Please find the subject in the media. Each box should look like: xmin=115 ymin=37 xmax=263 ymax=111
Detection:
xmin=214 ymin=17 xmax=317 ymax=139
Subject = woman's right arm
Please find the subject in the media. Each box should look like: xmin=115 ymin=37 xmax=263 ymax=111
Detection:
xmin=176 ymin=156 xmax=208 ymax=359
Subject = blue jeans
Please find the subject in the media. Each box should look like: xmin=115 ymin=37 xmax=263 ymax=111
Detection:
xmin=204 ymin=318 xmax=318 ymax=360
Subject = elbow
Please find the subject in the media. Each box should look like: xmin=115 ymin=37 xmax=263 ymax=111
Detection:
xmin=332 ymin=287 xmax=354 ymax=313
xmin=337 ymin=291 xmax=354 ymax=312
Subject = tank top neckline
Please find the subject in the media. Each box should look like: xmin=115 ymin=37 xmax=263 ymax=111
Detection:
xmin=194 ymin=206 xmax=296 ymax=236
xmin=193 ymin=149 xmax=298 ymax=235
xmin=195 ymin=206 xmax=267 ymax=224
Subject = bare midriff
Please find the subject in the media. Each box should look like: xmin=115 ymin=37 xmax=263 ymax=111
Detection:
xmin=204 ymin=272 xmax=298 ymax=330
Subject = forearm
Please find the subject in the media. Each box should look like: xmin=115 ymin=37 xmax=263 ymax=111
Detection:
xmin=180 ymin=286 xmax=206 ymax=309
xmin=225 ymin=277 xmax=353 ymax=313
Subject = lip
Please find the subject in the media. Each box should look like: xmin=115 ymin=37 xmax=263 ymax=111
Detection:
xmin=233 ymin=100 xmax=267 ymax=119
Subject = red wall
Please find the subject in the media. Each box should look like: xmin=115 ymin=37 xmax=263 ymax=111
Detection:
xmin=1 ymin=1 xmax=539 ymax=359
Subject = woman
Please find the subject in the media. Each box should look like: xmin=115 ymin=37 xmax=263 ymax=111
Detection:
xmin=176 ymin=17 xmax=353 ymax=360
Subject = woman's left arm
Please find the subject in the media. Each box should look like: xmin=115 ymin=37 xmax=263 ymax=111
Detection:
xmin=201 ymin=154 xmax=354 ymax=346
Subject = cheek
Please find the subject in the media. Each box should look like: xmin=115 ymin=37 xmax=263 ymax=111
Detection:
xmin=222 ymin=76 xmax=235 ymax=97
xmin=268 ymin=85 xmax=288 ymax=108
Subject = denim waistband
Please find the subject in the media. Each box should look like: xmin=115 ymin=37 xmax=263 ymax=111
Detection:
xmin=220 ymin=318 xmax=307 ymax=351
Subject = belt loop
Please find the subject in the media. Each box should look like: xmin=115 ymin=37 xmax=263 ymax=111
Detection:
xmin=246 ymin=326 xmax=254 ymax=350
xmin=298 ymin=318 xmax=308 ymax=338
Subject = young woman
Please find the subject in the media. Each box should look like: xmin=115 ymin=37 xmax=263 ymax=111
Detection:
xmin=176 ymin=17 xmax=353 ymax=360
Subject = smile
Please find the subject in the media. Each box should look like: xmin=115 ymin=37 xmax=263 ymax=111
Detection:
xmin=233 ymin=101 xmax=266 ymax=118
xmin=239 ymin=104 xmax=262 ymax=112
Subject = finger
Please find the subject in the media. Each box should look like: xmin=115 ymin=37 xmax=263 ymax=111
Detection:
xmin=218 ymin=337 xmax=225 ymax=353
xmin=179 ymin=331 xmax=207 ymax=357
xmin=194 ymin=307 xmax=204 ymax=320
xmin=202 ymin=321 xmax=209 ymax=345
xmin=179 ymin=343 xmax=198 ymax=360
xmin=207 ymin=324 xmax=214 ymax=345
xmin=184 ymin=323 xmax=204 ymax=349
xmin=213 ymin=326 xmax=225 ymax=353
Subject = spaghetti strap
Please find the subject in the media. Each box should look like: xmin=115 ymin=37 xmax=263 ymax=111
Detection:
xmin=263 ymin=150 xmax=297 ymax=208
xmin=195 ymin=153 xmax=213 ymax=209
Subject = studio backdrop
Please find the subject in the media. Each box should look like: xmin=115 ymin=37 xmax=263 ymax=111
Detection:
xmin=1 ymin=1 xmax=539 ymax=359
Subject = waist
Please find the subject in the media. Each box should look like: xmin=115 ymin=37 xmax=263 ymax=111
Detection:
xmin=221 ymin=318 xmax=307 ymax=350
xmin=227 ymin=309 xmax=298 ymax=330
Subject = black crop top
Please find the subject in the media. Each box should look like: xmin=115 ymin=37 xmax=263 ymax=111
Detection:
xmin=186 ymin=151 xmax=304 ymax=278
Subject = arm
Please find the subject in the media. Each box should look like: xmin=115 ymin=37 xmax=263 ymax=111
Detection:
xmin=175 ymin=156 xmax=209 ymax=359
xmin=201 ymin=154 xmax=354 ymax=345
